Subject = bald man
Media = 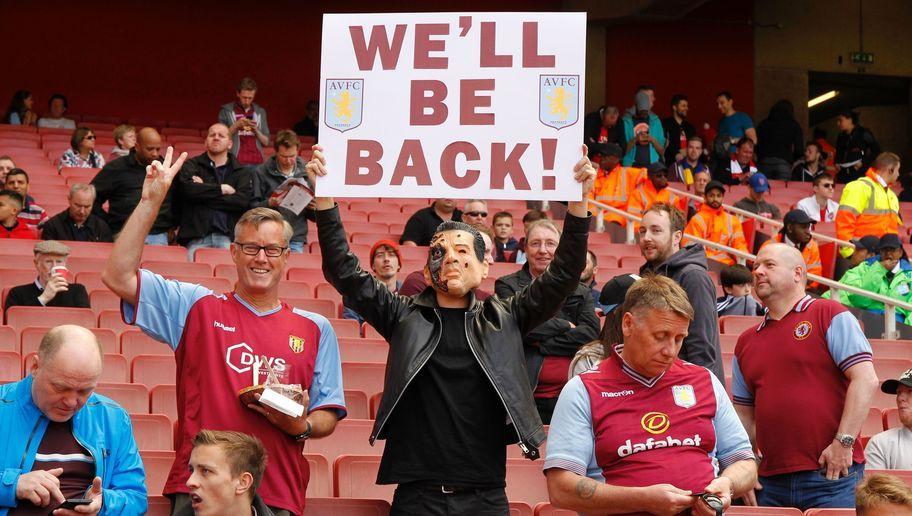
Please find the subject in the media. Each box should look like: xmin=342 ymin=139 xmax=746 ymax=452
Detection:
xmin=731 ymin=243 xmax=878 ymax=511
xmin=0 ymin=325 xmax=146 ymax=514
xmin=91 ymin=127 xmax=175 ymax=243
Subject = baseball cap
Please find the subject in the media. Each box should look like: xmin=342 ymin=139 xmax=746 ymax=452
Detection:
xmin=599 ymin=273 xmax=641 ymax=312
xmin=588 ymin=142 xmax=622 ymax=159
xmin=881 ymin=368 xmax=912 ymax=394
xmin=704 ymin=180 xmax=726 ymax=195
xmin=646 ymin=162 xmax=668 ymax=176
xmin=851 ymin=235 xmax=880 ymax=254
xmin=878 ymin=233 xmax=903 ymax=251
xmin=748 ymin=173 xmax=770 ymax=193
xmin=370 ymin=239 xmax=401 ymax=264
xmin=783 ymin=209 xmax=814 ymax=226
xmin=33 ymin=240 xmax=70 ymax=256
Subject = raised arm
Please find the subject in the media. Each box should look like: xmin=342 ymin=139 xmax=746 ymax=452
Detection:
xmin=102 ymin=147 xmax=187 ymax=306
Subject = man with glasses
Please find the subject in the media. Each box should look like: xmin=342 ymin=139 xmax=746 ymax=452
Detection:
xmin=102 ymin=147 xmax=346 ymax=516
xmin=461 ymin=199 xmax=488 ymax=226
xmin=796 ymin=172 xmax=839 ymax=223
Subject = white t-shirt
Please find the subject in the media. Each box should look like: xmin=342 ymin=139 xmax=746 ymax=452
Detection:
xmin=865 ymin=426 xmax=912 ymax=470
xmin=37 ymin=117 xmax=76 ymax=129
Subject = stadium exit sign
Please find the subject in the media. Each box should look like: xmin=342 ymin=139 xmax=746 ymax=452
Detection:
xmin=851 ymin=52 xmax=875 ymax=65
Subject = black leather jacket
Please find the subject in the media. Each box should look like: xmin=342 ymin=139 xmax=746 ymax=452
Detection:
xmin=316 ymin=206 xmax=590 ymax=459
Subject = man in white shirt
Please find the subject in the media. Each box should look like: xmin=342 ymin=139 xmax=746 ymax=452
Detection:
xmin=796 ymin=172 xmax=839 ymax=223
xmin=865 ymin=368 xmax=912 ymax=470
xmin=36 ymin=94 xmax=76 ymax=129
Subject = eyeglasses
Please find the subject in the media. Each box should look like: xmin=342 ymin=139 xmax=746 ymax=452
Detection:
xmin=233 ymin=242 xmax=288 ymax=257
xmin=464 ymin=211 xmax=488 ymax=218
xmin=84 ymin=135 xmax=95 ymax=140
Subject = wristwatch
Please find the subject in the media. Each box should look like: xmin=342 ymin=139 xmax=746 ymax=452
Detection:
xmin=294 ymin=420 xmax=313 ymax=442
xmin=835 ymin=433 xmax=856 ymax=448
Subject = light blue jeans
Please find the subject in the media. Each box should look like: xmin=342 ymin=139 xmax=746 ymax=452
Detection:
xmin=757 ymin=462 xmax=863 ymax=511
xmin=289 ymin=240 xmax=306 ymax=254
xmin=186 ymin=233 xmax=232 ymax=260
xmin=144 ymin=232 xmax=169 ymax=246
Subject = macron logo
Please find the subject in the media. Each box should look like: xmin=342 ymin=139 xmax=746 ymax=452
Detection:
xmin=213 ymin=321 xmax=236 ymax=332
xmin=601 ymin=390 xmax=635 ymax=398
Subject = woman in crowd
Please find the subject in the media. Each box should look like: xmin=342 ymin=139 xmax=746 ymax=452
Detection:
xmin=3 ymin=90 xmax=37 ymax=126
xmin=58 ymin=126 xmax=106 ymax=171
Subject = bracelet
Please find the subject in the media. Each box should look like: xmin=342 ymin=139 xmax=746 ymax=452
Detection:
xmin=293 ymin=420 xmax=312 ymax=442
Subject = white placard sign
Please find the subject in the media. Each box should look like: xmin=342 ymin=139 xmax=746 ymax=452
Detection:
xmin=317 ymin=12 xmax=587 ymax=200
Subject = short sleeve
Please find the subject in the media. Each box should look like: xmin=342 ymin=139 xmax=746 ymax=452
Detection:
xmin=730 ymin=355 xmax=754 ymax=406
xmin=825 ymin=311 xmax=873 ymax=372
xmin=121 ymin=269 xmax=211 ymax=350
xmin=543 ymin=376 xmax=594 ymax=476
xmin=293 ymin=309 xmax=347 ymax=419
xmin=709 ymin=373 xmax=755 ymax=470
xmin=863 ymin=431 xmax=889 ymax=469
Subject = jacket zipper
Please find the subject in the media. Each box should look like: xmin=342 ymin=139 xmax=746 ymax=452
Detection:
xmin=371 ymin=309 xmax=443 ymax=443
xmin=73 ymin=424 xmax=99 ymax=486
xmin=19 ymin=418 xmax=43 ymax=470
xmin=462 ymin=311 xmax=529 ymax=456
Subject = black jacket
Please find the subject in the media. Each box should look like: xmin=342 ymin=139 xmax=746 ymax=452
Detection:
xmin=174 ymin=153 xmax=253 ymax=244
xmin=91 ymin=152 xmax=175 ymax=234
xmin=836 ymin=126 xmax=880 ymax=182
xmin=4 ymin=281 xmax=90 ymax=313
xmin=316 ymin=206 xmax=590 ymax=459
xmin=40 ymin=209 xmax=113 ymax=243
xmin=756 ymin=101 xmax=804 ymax=163
xmin=494 ymin=265 xmax=599 ymax=389
xmin=640 ymin=244 xmax=725 ymax=382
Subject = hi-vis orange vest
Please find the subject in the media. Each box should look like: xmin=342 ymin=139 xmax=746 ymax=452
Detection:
xmin=627 ymin=181 xmax=688 ymax=221
xmin=589 ymin=165 xmax=646 ymax=226
xmin=683 ymin=204 xmax=748 ymax=266
xmin=836 ymin=169 xmax=901 ymax=257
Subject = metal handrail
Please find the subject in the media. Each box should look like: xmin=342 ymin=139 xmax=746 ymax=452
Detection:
xmin=666 ymin=186 xmax=855 ymax=247
xmin=587 ymin=197 xmax=911 ymax=339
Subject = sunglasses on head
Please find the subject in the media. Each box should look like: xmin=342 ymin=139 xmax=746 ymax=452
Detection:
xmin=465 ymin=211 xmax=488 ymax=217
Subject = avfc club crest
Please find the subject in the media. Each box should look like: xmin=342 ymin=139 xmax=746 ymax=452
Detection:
xmin=672 ymin=385 xmax=696 ymax=409
xmin=794 ymin=321 xmax=812 ymax=340
xmin=325 ymin=78 xmax=364 ymax=133
xmin=539 ymin=75 xmax=579 ymax=130
xmin=288 ymin=335 xmax=306 ymax=354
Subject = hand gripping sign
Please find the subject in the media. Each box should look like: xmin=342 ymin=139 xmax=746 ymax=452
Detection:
xmin=318 ymin=12 xmax=587 ymax=200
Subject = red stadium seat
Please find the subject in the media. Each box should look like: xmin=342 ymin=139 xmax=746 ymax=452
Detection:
xmin=213 ymin=264 xmax=238 ymax=282
xmin=95 ymin=382 xmax=149 ymax=413
xmin=305 ymin=453 xmax=332 ymax=497
xmin=865 ymin=469 xmax=912 ymax=486
xmin=193 ymin=247 xmax=233 ymax=266
xmin=504 ymin=458 xmax=549 ymax=507
xmin=719 ymin=334 xmax=739 ymax=353
xmin=342 ymin=362 xmax=385 ymax=398
xmin=121 ymin=330 xmax=172 ymax=363
xmin=718 ymin=315 xmax=763 ymax=335
xmin=327 ymin=318 xmax=361 ymax=339
xmin=869 ymin=339 xmax=912 ymax=359
xmin=142 ymin=260 xmax=213 ymax=277
xmin=140 ymin=245 xmax=190 ymax=262
xmin=150 ymin=384 xmax=177 ymax=421
xmin=303 ymin=419 xmax=383 ymax=464
xmin=147 ymin=495 xmax=171 ymax=516
xmin=315 ymin=283 xmax=343 ymax=305
xmin=90 ymin=289 xmax=122 ymax=314
xmin=872 ymin=359 xmax=912 ymax=386
xmin=334 ymin=455 xmax=395 ymax=502
xmin=140 ymin=450 xmax=176 ymax=496
xmin=5 ymin=306 xmax=96 ymax=330
xmin=292 ymin=298 xmax=338 ymax=319
xmin=75 ymin=271 xmax=107 ymax=292
xmin=351 ymin=233 xmax=395 ymax=246
xmin=862 ymin=406 xmax=885 ymax=438
xmin=278 ymin=281 xmax=314 ymax=298
xmin=533 ymin=502 xmax=576 ymax=515
xmin=132 ymin=355 xmax=176 ymax=388
xmin=803 ymin=509 xmax=856 ymax=515
xmin=287 ymin=254 xmax=324 ymax=269
xmin=339 ymin=338 xmax=388 ymax=363
xmin=345 ymin=389 xmax=370 ymax=420
xmin=0 ymin=326 xmax=15 ymax=352
xmin=362 ymin=323 xmax=383 ymax=340
xmin=0 ymin=269 xmax=40 ymax=294
xmin=369 ymin=392 xmax=381 ymax=419
xmin=303 ymin=498 xmax=390 ymax=515
xmin=98 ymin=309 xmax=134 ymax=335
xmin=0 ymin=351 xmax=22 ymax=383
xmin=510 ymin=502 xmax=534 ymax=516
xmin=130 ymin=413 xmax=173 ymax=450
xmin=287 ymin=268 xmax=325 ymax=284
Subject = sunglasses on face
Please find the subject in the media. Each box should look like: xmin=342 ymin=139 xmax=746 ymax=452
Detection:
xmin=84 ymin=135 xmax=95 ymax=140
xmin=464 ymin=211 xmax=488 ymax=218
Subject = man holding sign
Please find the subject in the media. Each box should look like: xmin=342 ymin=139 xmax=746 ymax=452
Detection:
xmin=308 ymin=142 xmax=594 ymax=513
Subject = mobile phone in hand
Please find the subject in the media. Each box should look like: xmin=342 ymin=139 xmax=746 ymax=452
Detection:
xmin=58 ymin=498 xmax=92 ymax=510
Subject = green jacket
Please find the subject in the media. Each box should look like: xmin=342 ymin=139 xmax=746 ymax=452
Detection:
xmin=824 ymin=257 xmax=912 ymax=321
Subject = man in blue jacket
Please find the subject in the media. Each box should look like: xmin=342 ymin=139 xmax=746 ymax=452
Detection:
xmin=0 ymin=325 xmax=146 ymax=515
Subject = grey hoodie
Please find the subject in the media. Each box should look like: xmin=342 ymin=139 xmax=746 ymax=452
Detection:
xmin=251 ymin=155 xmax=313 ymax=243
xmin=640 ymin=243 xmax=725 ymax=382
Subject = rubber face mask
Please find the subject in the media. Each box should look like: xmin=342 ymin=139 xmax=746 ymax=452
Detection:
xmin=424 ymin=230 xmax=486 ymax=298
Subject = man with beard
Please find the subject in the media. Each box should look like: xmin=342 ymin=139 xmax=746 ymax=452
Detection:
xmin=684 ymin=180 xmax=748 ymax=267
xmin=627 ymin=162 xmax=687 ymax=223
xmin=307 ymin=144 xmax=595 ymax=514
xmin=637 ymin=203 xmax=724 ymax=381
xmin=663 ymin=94 xmax=697 ymax=167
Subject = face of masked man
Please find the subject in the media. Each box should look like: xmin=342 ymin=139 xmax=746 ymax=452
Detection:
xmin=423 ymin=224 xmax=488 ymax=299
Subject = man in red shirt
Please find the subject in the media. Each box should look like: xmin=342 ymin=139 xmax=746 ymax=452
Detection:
xmin=732 ymin=243 xmax=879 ymax=510
xmin=103 ymin=148 xmax=346 ymax=515
xmin=0 ymin=190 xmax=37 ymax=239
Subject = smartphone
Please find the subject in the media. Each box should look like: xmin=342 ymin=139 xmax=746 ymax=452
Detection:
xmin=58 ymin=498 xmax=92 ymax=510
